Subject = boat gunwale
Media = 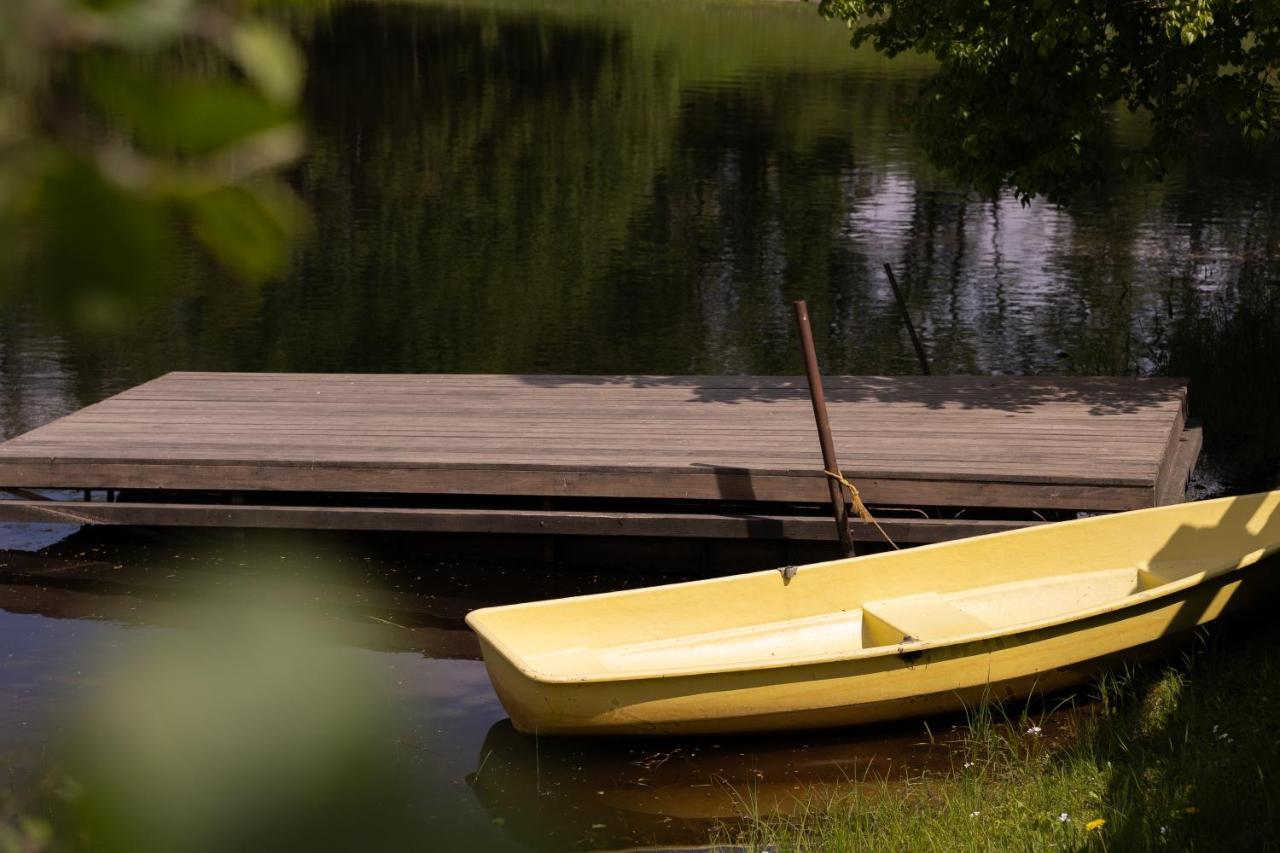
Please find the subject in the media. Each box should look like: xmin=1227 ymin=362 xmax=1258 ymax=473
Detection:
xmin=466 ymin=493 xmax=1280 ymax=685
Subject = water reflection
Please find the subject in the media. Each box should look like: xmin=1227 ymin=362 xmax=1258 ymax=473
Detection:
xmin=468 ymin=719 xmax=963 ymax=851
xmin=0 ymin=528 xmax=1096 ymax=853
xmin=1 ymin=1 xmax=1277 ymax=486
xmin=0 ymin=526 xmax=1099 ymax=850
xmin=0 ymin=538 xmax=482 ymax=659
xmin=0 ymin=531 xmax=512 ymax=849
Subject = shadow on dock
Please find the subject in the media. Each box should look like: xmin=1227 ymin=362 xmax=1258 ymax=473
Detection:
xmin=515 ymin=373 xmax=1187 ymax=415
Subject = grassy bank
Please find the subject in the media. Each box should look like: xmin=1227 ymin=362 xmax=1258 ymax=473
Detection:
xmin=722 ymin=616 xmax=1280 ymax=851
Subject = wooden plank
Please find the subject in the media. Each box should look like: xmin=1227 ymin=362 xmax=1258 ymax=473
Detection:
xmin=0 ymin=462 xmax=1156 ymax=509
xmin=15 ymin=427 xmax=1178 ymax=448
xmin=0 ymin=442 xmax=1163 ymax=476
xmin=112 ymin=381 xmax=1184 ymax=417
xmin=80 ymin=409 xmax=1179 ymax=428
xmin=3 ymin=439 xmax=1170 ymax=467
xmin=0 ymin=500 xmax=1038 ymax=543
xmin=17 ymin=416 xmax=1180 ymax=438
xmin=1151 ymin=388 xmax=1189 ymax=499
xmin=42 ymin=396 xmax=1184 ymax=417
xmin=117 ymin=371 xmax=1190 ymax=394
xmin=26 ymin=373 xmax=1188 ymax=413
xmin=1155 ymin=427 xmax=1204 ymax=506
xmin=5 ymin=421 xmax=1178 ymax=446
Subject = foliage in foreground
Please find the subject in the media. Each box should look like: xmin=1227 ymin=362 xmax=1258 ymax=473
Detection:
xmin=817 ymin=0 xmax=1280 ymax=202
xmin=0 ymin=0 xmax=307 ymax=331
xmin=0 ymin=603 xmax=414 ymax=853
xmin=725 ymin=617 xmax=1280 ymax=851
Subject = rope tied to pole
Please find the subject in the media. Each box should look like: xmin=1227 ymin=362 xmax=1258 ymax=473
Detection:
xmin=823 ymin=469 xmax=900 ymax=550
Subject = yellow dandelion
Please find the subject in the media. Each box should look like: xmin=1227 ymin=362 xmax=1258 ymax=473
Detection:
xmin=1184 ymin=806 xmax=1198 ymax=815
xmin=1086 ymin=818 xmax=1107 ymax=832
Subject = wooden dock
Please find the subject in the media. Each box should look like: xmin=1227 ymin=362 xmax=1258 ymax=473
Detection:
xmin=0 ymin=372 xmax=1200 ymax=552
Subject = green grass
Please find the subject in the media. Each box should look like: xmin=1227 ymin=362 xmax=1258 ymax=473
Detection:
xmin=720 ymin=616 xmax=1280 ymax=851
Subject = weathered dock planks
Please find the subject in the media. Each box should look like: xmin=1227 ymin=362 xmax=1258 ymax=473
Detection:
xmin=0 ymin=372 xmax=1198 ymax=546
xmin=0 ymin=500 xmax=1032 ymax=544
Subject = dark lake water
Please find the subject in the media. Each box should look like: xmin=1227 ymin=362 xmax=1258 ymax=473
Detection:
xmin=1 ymin=0 xmax=1278 ymax=848
xmin=1 ymin=529 xmax=1011 ymax=850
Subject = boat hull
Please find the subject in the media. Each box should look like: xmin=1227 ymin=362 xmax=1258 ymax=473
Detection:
xmin=469 ymin=491 xmax=1280 ymax=735
xmin=478 ymin=557 xmax=1276 ymax=736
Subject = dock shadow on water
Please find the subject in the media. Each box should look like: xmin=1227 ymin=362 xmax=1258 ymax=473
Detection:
xmin=0 ymin=526 xmax=1083 ymax=852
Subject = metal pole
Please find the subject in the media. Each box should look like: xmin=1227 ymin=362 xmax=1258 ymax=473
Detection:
xmin=883 ymin=263 xmax=931 ymax=375
xmin=792 ymin=299 xmax=854 ymax=557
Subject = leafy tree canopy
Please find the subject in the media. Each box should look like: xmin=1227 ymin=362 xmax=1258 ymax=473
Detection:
xmin=818 ymin=0 xmax=1280 ymax=201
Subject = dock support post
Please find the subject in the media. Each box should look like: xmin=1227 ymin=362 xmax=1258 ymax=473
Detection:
xmin=793 ymin=299 xmax=855 ymax=557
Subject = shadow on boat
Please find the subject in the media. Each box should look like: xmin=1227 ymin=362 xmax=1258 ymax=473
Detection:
xmin=1145 ymin=490 xmax=1280 ymax=629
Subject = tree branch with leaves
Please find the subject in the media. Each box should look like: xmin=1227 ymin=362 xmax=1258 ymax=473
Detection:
xmin=818 ymin=0 xmax=1280 ymax=201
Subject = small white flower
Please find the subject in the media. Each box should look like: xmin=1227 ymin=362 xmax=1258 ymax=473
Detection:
xmin=1027 ymin=725 xmax=1043 ymax=735
xmin=1059 ymin=813 xmax=1070 ymax=823
xmin=963 ymin=761 xmax=974 ymax=768
xmin=969 ymin=811 xmax=980 ymax=818
xmin=1160 ymin=826 xmax=1168 ymax=835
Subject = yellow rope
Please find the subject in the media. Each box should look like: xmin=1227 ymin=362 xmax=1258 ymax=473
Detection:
xmin=824 ymin=469 xmax=900 ymax=550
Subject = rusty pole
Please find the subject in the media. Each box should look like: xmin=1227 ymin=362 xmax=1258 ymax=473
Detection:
xmin=793 ymin=299 xmax=854 ymax=557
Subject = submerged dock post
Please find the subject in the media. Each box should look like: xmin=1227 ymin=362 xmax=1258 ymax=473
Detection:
xmin=883 ymin=263 xmax=931 ymax=376
xmin=792 ymin=300 xmax=855 ymax=557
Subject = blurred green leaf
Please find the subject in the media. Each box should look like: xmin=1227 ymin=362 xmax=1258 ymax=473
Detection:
xmin=83 ymin=55 xmax=289 ymax=155
xmin=228 ymin=22 xmax=304 ymax=105
xmin=89 ymin=0 xmax=195 ymax=46
xmin=0 ymin=94 xmax=26 ymax=147
xmin=0 ymin=814 xmax=54 ymax=852
xmin=34 ymin=155 xmax=175 ymax=331
xmin=64 ymin=605 xmax=411 ymax=853
xmin=1 ymin=0 xmax=309 ymax=333
xmin=187 ymin=183 xmax=296 ymax=282
xmin=76 ymin=0 xmax=144 ymax=11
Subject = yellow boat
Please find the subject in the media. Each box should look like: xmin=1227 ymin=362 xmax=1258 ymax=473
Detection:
xmin=466 ymin=490 xmax=1280 ymax=735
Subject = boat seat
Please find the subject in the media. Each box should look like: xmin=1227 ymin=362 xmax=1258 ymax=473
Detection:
xmin=862 ymin=592 xmax=991 ymax=647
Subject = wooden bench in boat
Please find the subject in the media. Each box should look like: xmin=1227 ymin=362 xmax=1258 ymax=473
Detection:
xmin=862 ymin=593 xmax=991 ymax=646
